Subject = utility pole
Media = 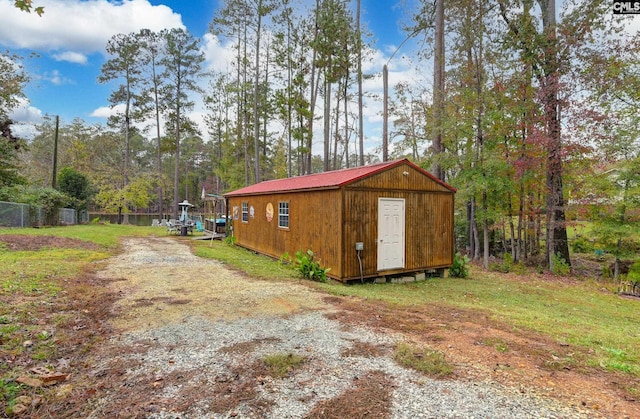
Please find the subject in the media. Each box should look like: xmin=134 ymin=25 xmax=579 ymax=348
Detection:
xmin=382 ymin=65 xmax=388 ymax=162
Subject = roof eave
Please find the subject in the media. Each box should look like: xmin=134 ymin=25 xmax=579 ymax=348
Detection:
xmin=224 ymin=185 xmax=341 ymax=198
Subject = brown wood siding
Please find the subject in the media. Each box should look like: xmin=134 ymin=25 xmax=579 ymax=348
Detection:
xmin=351 ymin=163 xmax=452 ymax=192
xmin=407 ymin=191 xmax=454 ymax=269
xmin=228 ymin=189 xmax=345 ymax=279
xmin=342 ymin=189 xmax=454 ymax=280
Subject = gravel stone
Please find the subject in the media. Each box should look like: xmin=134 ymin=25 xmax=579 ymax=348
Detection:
xmin=92 ymin=237 xmax=594 ymax=419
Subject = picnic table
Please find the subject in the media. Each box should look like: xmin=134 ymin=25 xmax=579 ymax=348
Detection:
xmin=167 ymin=219 xmax=194 ymax=236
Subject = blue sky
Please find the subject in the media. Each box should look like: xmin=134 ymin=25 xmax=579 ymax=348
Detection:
xmin=0 ymin=0 xmax=418 ymax=151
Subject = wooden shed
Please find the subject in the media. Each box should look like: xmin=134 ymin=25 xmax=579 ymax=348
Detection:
xmin=224 ymin=159 xmax=457 ymax=282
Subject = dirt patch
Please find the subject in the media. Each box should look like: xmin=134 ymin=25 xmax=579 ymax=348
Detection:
xmin=326 ymin=295 xmax=640 ymax=418
xmin=0 ymin=234 xmax=103 ymax=251
xmin=5 ymin=272 xmax=122 ymax=418
xmin=305 ymin=370 xmax=393 ymax=419
xmin=341 ymin=339 xmax=390 ymax=358
xmin=95 ymin=237 xmax=325 ymax=331
xmin=207 ymin=360 xmax=275 ymax=416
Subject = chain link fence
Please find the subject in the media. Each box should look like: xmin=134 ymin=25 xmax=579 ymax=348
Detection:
xmin=0 ymin=201 xmax=80 ymax=228
xmin=58 ymin=208 xmax=77 ymax=225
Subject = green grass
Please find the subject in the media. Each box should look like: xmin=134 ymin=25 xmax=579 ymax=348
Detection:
xmin=0 ymin=223 xmax=155 ymax=248
xmin=0 ymin=224 xmax=154 ymax=296
xmin=0 ymin=224 xmax=159 ymax=408
xmin=321 ymin=273 xmax=639 ymax=375
xmin=261 ymin=352 xmax=307 ymax=378
xmin=482 ymin=337 xmax=509 ymax=353
xmin=394 ymin=342 xmax=453 ymax=378
xmin=193 ymin=240 xmax=299 ymax=280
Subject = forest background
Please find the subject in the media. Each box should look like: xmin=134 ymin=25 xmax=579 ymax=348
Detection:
xmin=1 ymin=0 xmax=639 ymax=273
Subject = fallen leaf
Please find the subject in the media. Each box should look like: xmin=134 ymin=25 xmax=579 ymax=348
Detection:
xmin=11 ymin=404 xmax=28 ymax=415
xmin=30 ymin=366 xmax=52 ymax=376
xmin=16 ymin=376 xmax=43 ymax=388
xmin=55 ymin=384 xmax=73 ymax=399
xmin=14 ymin=395 xmax=32 ymax=405
xmin=42 ymin=373 xmax=69 ymax=386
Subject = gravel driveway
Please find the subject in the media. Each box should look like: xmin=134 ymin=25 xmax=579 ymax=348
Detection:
xmin=87 ymin=237 xmax=594 ymax=418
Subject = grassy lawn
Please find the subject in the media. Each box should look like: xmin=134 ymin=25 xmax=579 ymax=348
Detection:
xmin=0 ymin=224 xmax=155 ymax=412
xmin=319 ymin=273 xmax=639 ymax=375
xmin=0 ymin=224 xmax=152 ymax=294
xmin=193 ymin=239 xmax=298 ymax=280
xmin=0 ymin=223 xmax=155 ymax=248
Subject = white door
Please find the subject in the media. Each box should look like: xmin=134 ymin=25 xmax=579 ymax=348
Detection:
xmin=377 ymin=198 xmax=405 ymax=271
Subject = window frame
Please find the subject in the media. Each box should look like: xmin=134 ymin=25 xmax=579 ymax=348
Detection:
xmin=278 ymin=201 xmax=289 ymax=229
xmin=241 ymin=201 xmax=249 ymax=223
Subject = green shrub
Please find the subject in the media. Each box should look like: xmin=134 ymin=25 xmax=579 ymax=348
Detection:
xmin=488 ymin=261 xmax=506 ymax=272
xmin=628 ymin=261 xmax=640 ymax=285
xmin=551 ymin=253 xmax=571 ymax=276
xmin=294 ymin=249 xmax=330 ymax=282
xmin=449 ymin=252 xmax=470 ymax=278
xmin=278 ymin=252 xmax=292 ymax=265
xmin=512 ymin=261 xmax=527 ymax=275
xmin=572 ymin=236 xmax=594 ymax=253
xmin=1 ymin=185 xmax=69 ymax=226
xmin=489 ymin=253 xmax=514 ymax=273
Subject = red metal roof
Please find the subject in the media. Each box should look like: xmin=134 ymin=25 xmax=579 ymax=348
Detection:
xmin=224 ymin=158 xmax=456 ymax=197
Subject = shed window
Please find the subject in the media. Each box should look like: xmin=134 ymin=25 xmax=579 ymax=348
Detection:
xmin=278 ymin=202 xmax=289 ymax=228
xmin=241 ymin=202 xmax=249 ymax=222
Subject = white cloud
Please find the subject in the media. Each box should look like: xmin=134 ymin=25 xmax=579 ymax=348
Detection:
xmin=39 ymin=69 xmax=73 ymax=85
xmin=0 ymin=0 xmax=184 ymax=54
xmin=90 ymin=104 xmax=124 ymax=118
xmin=202 ymin=33 xmax=236 ymax=73
xmin=52 ymin=51 xmax=88 ymax=64
xmin=9 ymin=100 xmax=44 ymax=138
xmin=9 ymin=99 xmax=43 ymax=123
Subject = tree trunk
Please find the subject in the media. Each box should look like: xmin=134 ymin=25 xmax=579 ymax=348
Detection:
xmin=508 ymin=191 xmax=516 ymax=260
xmin=173 ymin=81 xmax=181 ymax=220
xmin=539 ymin=0 xmax=570 ymax=269
xmin=153 ymin=59 xmax=163 ymax=220
xmin=305 ymin=0 xmax=321 ymax=175
xmin=324 ymin=73 xmax=331 ymax=172
xmin=517 ymin=181 xmax=525 ymax=262
xmin=333 ymin=87 xmax=340 ymax=170
xmin=356 ymin=0 xmax=364 ymax=166
xmin=343 ymin=67 xmax=349 ymax=168
xmin=123 ymin=73 xmax=131 ymax=225
xmin=483 ymin=189 xmax=489 ymax=269
xmin=242 ymin=28 xmax=250 ymax=186
xmin=253 ymin=1 xmax=263 ymax=183
xmin=432 ymin=0 xmax=445 ymax=181
xmin=286 ymin=19 xmax=293 ymax=177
